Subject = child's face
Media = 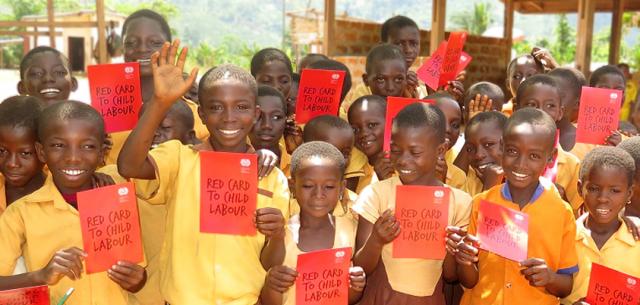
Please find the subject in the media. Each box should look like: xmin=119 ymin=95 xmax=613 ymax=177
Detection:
xmin=249 ymin=96 xmax=286 ymax=151
xmin=35 ymin=119 xmax=104 ymax=194
xmin=595 ymin=73 xmax=626 ymax=104
xmin=553 ymin=77 xmax=578 ymax=122
xmin=185 ymin=80 xmax=199 ymax=103
xmin=579 ymin=165 xmax=632 ymax=225
xmin=386 ymin=26 xmax=420 ymax=68
xmin=348 ymin=102 xmax=385 ymax=158
xmin=465 ymin=122 xmax=503 ymax=172
xmin=390 ymin=126 xmax=445 ymax=185
xmin=152 ymin=112 xmax=193 ymax=148
xmin=255 ymin=60 xmax=292 ymax=98
xmin=123 ymin=17 xmax=169 ymax=77
xmin=316 ymin=128 xmax=354 ymax=169
xmin=198 ymin=80 xmax=260 ymax=152
xmin=508 ymin=57 xmax=543 ymax=97
xmin=0 ymin=126 xmax=43 ymax=188
xmin=502 ymin=123 xmax=555 ymax=191
xmin=18 ymin=52 xmax=77 ymax=106
xmin=286 ymin=81 xmax=299 ymax=116
xmin=363 ymin=59 xmax=407 ymax=97
xmin=436 ymin=99 xmax=462 ymax=151
xmin=292 ymin=158 xmax=344 ymax=218
xmin=517 ymin=83 xmax=563 ymax=122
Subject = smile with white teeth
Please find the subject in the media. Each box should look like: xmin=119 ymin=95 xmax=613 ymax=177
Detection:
xmin=40 ymin=88 xmax=60 ymax=94
xmin=512 ymin=171 xmax=528 ymax=179
xmin=219 ymin=129 xmax=240 ymax=135
xmin=399 ymin=169 xmax=414 ymax=174
xmin=478 ymin=163 xmax=493 ymax=170
xmin=595 ymin=208 xmax=611 ymax=215
xmin=61 ymin=169 xmax=86 ymax=176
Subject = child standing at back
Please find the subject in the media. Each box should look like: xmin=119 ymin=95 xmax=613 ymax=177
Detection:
xmin=430 ymin=93 xmax=467 ymax=190
xmin=548 ymin=67 xmax=586 ymax=152
xmin=17 ymin=47 xmax=78 ymax=106
xmin=502 ymin=54 xmax=544 ymax=116
xmin=448 ymin=108 xmax=578 ymax=305
xmin=618 ymin=136 xmax=640 ymax=218
xmin=353 ymin=103 xmax=471 ymax=304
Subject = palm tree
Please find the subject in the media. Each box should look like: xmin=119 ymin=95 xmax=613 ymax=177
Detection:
xmin=449 ymin=2 xmax=493 ymax=35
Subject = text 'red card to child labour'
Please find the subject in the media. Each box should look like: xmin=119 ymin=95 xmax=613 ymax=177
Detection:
xmin=295 ymin=69 xmax=346 ymax=124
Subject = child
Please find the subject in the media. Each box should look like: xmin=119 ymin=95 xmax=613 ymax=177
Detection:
xmin=347 ymin=95 xmax=394 ymax=193
xmin=0 ymin=101 xmax=146 ymax=304
xmin=0 ymin=96 xmax=45 ymax=211
xmin=502 ymin=54 xmax=544 ymax=116
xmin=353 ymin=103 xmax=471 ymax=304
xmin=286 ymin=73 xmax=300 ymax=116
xmin=17 ymin=46 xmax=78 ymax=106
xmin=448 ymin=108 xmax=578 ymax=305
xmin=514 ymin=74 xmax=582 ymax=211
xmin=618 ymin=121 xmax=639 ymax=137
xmin=297 ymin=53 xmax=328 ymax=73
xmin=618 ymin=136 xmax=640 ymax=217
xmin=259 ymin=141 xmax=366 ymax=305
xmin=430 ymin=93 xmax=467 ymax=189
xmin=250 ymin=85 xmax=287 ymax=162
xmin=117 ymin=41 xmax=290 ymax=305
xmin=460 ymin=111 xmax=507 ymax=197
xmin=307 ymin=59 xmax=353 ymax=120
xmin=561 ymin=147 xmax=640 ymax=304
xmin=251 ymin=48 xmax=294 ymax=100
xmin=148 ymin=99 xmax=199 ymax=148
xmin=548 ymin=67 xmax=587 ymax=151
xmin=462 ymin=81 xmax=505 ymax=121
xmin=618 ymin=63 xmax=638 ymax=121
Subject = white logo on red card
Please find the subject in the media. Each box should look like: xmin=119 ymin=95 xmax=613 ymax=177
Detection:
xmin=125 ymin=66 xmax=134 ymax=74
xmin=335 ymin=250 xmax=345 ymax=258
xmin=118 ymin=187 xmax=129 ymax=196
xmin=240 ymin=159 xmax=251 ymax=167
xmin=514 ymin=214 xmax=524 ymax=221
xmin=628 ymin=278 xmax=637 ymax=286
xmin=434 ymin=190 xmax=445 ymax=198
xmin=331 ymin=73 xmax=340 ymax=80
xmin=610 ymin=93 xmax=618 ymax=99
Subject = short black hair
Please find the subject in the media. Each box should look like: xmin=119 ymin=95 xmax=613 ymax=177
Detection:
xmin=250 ymin=48 xmax=293 ymax=77
xmin=427 ymin=92 xmax=457 ymax=106
xmin=0 ymin=96 xmax=44 ymax=134
xmin=504 ymin=108 xmax=556 ymax=148
xmin=619 ymin=121 xmax=638 ymax=135
xmin=308 ymin=59 xmax=352 ymax=103
xmin=514 ymin=74 xmax=560 ymax=107
xmin=618 ymin=137 xmax=640 ymax=176
xmin=169 ymin=100 xmax=194 ymax=130
xmin=507 ymin=54 xmax=544 ymax=78
xmin=257 ymin=85 xmax=286 ymax=113
xmin=392 ymin=103 xmax=446 ymax=144
xmin=580 ymin=146 xmax=635 ymax=186
xmin=298 ymin=53 xmax=329 ymax=72
xmin=348 ymin=95 xmax=387 ymax=122
xmin=548 ymin=67 xmax=587 ymax=103
xmin=464 ymin=81 xmax=505 ymax=108
xmin=122 ymin=9 xmax=172 ymax=41
xmin=292 ymin=72 xmax=301 ymax=84
xmin=465 ymin=111 xmax=507 ymax=134
xmin=37 ymin=100 xmax=105 ymax=142
xmin=199 ymin=64 xmax=258 ymax=100
xmin=381 ymin=15 xmax=419 ymax=42
xmin=589 ymin=65 xmax=625 ymax=87
xmin=365 ymin=43 xmax=406 ymax=74
xmin=19 ymin=46 xmax=70 ymax=80
xmin=290 ymin=141 xmax=346 ymax=177
xmin=303 ymin=115 xmax=352 ymax=142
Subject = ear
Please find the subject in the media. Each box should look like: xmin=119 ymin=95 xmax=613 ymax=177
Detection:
xmin=186 ymin=130 xmax=197 ymax=145
xmin=340 ymin=178 xmax=347 ymax=197
xmin=436 ymin=140 xmax=447 ymax=158
xmin=577 ymin=179 xmax=583 ymax=198
xmin=197 ymin=106 xmax=205 ymax=125
xmin=288 ymin=177 xmax=296 ymax=198
xmin=557 ymin=104 xmax=565 ymax=122
xmin=17 ymin=81 xmax=27 ymax=95
xmin=362 ymin=73 xmax=369 ymax=87
xmin=626 ymin=181 xmax=634 ymax=204
xmin=35 ymin=141 xmax=46 ymax=164
xmin=70 ymin=77 xmax=79 ymax=92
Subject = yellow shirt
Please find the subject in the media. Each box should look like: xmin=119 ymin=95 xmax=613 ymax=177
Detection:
xmin=555 ymin=147 xmax=582 ymax=212
xmin=446 ymin=160 xmax=466 ymax=190
xmin=104 ymin=130 xmax=131 ymax=165
xmin=461 ymin=179 xmax=579 ymax=305
xmin=462 ymin=167 xmax=483 ymax=197
xmin=0 ymin=174 xmax=5 ymax=214
xmin=281 ymin=214 xmax=357 ymax=305
xmin=356 ymin=162 xmax=379 ymax=194
xmin=562 ymin=215 xmax=640 ymax=304
xmin=621 ymin=81 xmax=638 ymax=121
xmin=345 ymin=148 xmax=367 ymax=180
xmin=353 ymin=176 xmax=472 ymax=296
xmin=341 ymin=83 xmax=430 ymax=120
xmin=0 ymin=175 xmax=131 ymax=305
xmin=278 ymin=138 xmax=292 ymax=177
xmin=134 ymin=139 xmax=290 ymax=305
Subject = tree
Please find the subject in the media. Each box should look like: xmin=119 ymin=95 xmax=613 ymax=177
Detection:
xmin=450 ymin=2 xmax=493 ymax=35
xmin=550 ymin=14 xmax=575 ymax=65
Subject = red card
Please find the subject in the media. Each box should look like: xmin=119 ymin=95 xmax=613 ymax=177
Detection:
xmin=393 ymin=185 xmax=450 ymax=259
xmin=457 ymin=52 xmax=472 ymax=74
xmin=200 ymin=151 xmax=257 ymax=235
xmin=439 ymin=32 xmax=468 ymax=88
xmin=417 ymin=41 xmax=447 ymax=90
xmin=296 ymin=247 xmax=352 ymax=305
xmin=476 ymin=200 xmax=529 ymax=262
xmin=78 ymin=182 xmax=143 ymax=274
xmin=383 ymin=97 xmax=434 ymax=153
xmin=0 ymin=286 xmax=49 ymax=305
xmin=542 ymin=130 xmax=560 ymax=183
xmin=576 ymin=86 xmax=622 ymax=145
xmin=88 ymin=62 xmax=143 ymax=133
xmin=295 ymin=69 xmax=346 ymax=124
xmin=586 ymin=263 xmax=640 ymax=305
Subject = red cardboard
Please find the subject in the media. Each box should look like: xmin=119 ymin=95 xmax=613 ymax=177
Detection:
xmin=417 ymin=41 xmax=447 ymax=90
xmin=476 ymin=200 xmax=529 ymax=262
xmin=200 ymin=151 xmax=257 ymax=235
xmin=438 ymin=32 xmax=468 ymax=87
xmin=78 ymin=182 xmax=143 ymax=274
xmin=0 ymin=286 xmax=50 ymax=305
xmin=586 ymin=263 xmax=640 ymax=305
xmin=295 ymin=69 xmax=346 ymax=124
xmin=296 ymin=247 xmax=352 ymax=305
xmin=542 ymin=130 xmax=560 ymax=183
xmin=383 ymin=97 xmax=434 ymax=153
xmin=393 ymin=185 xmax=450 ymax=259
xmin=87 ymin=62 xmax=143 ymax=133
xmin=576 ymin=86 xmax=622 ymax=145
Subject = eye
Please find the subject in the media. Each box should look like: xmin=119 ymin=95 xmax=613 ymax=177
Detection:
xmin=211 ymin=104 xmax=223 ymax=111
xmin=375 ymin=77 xmax=385 ymax=84
xmin=411 ymin=150 xmax=423 ymax=156
xmin=50 ymin=143 xmax=64 ymax=148
xmin=611 ymin=188 xmax=622 ymax=194
xmin=395 ymin=76 xmax=405 ymax=83
xmin=587 ymin=185 xmax=599 ymax=193
xmin=324 ymin=185 xmax=336 ymax=190
xmin=530 ymin=153 xmax=541 ymax=160
xmin=272 ymin=114 xmax=284 ymax=121
xmin=0 ymin=148 xmax=7 ymax=155
xmin=483 ymin=142 xmax=495 ymax=149
xmin=451 ymin=122 xmax=460 ymax=130
xmin=302 ymin=184 xmax=314 ymax=189
xmin=19 ymin=151 xmax=33 ymax=157
xmin=237 ymin=104 xmax=250 ymax=111
xmin=367 ymin=122 xmax=379 ymax=129
xmin=506 ymin=148 xmax=517 ymax=155
xmin=82 ymin=144 xmax=97 ymax=150
xmin=513 ymin=75 xmax=522 ymax=80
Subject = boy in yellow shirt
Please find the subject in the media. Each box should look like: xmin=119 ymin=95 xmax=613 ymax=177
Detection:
xmin=431 ymin=93 xmax=467 ymax=189
xmin=0 ymin=101 xmax=146 ymax=304
xmin=117 ymin=41 xmax=290 ymax=305
xmin=448 ymin=108 xmax=578 ymax=305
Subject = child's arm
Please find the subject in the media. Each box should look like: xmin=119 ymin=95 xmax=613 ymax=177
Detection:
xmin=520 ymin=258 xmax=573 ymax=298
xmin=259 ymin=265 xmax=297 ymax=305
xmin=0 ymin=247 xmax=86 ymax=290
xmin=107 ymin=261 xmax=147 ymax=293
xmin=353 ymin=209 xmax=400 ymax=275
xmin=257 ymin=208 xmax=287 ymax=270
xmin=348 ymin=266 xmax=365 ymax=304
xmin=117 ymin=40 xmax=198 ymax=179
xmin=445 ymin=226 xmax=479 ymax=288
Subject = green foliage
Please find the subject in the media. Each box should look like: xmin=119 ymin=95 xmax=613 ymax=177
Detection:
xmin=591 ymin=27 xmax=611 ymax=63
xmin=550 ymin=14 xmax=575 ymax=65
xmin=109 ymin=0 xmax=178 ymax=20
xmin=450 ymin=1 xmax=493 ymax=35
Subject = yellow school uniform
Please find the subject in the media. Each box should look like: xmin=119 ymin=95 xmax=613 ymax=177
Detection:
xmin=105 ymin=130 xmax=131 ymax=165
xmin=621 ymin=80 xmax=638 ymax=121
xmin=569 ymin=142 xmax=596 ymax=161
xmin=462 ymin=167 xmax=483 ymax=197
xmin=353 ymin=176 xmax=472 ymax=296
xmin=279 ymin=138 xmax=292 ymax=177
xmin=0 ymin=174 xmax=5 ymax=214
xmin=346 ymin=148 xmax=367 ymax=180
xmin=281 ymin=214 xmax=357 ymax=305
xmin=562 ymin=214 xmax=640 ymax=304
xmin=502 ymin=99 xmax=514 ymax=117
xmin=183 ymin=97 xmax=210 ymax=141
xmin=356 ymin=162 xmax=379 ymax=194
xmin=460 ymin=179 xmax=579 ymax=305
xmin=340 ymin=83 xmax=429 ymax=120
xmin=134 ymin=139 xmax=290 ymax=305
xmin=446 ymin=160 xmax=466 ymax=190
xmin=555 ymin=147 xmax=582 ymax=211
xmin=0 ymin=175 xmax=131 ymax=305
xmin=289 ymin=188 xmax=358 ymax=221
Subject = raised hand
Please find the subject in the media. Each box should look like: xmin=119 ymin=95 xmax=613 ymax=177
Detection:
xmin=151 ymin=39 xmax=198 ymax=107
xmin=284 ymin=116 xmax=303 ymax=154
xmin=605 ymin=130 xmax=622 ymax=146
xmin=468 ymin=94 xmax=493 ymax=120
xmin=445 ymin=226 xmax=479 ymax=266
xmin=372 ymin=153 xmax=395 ymax=180
xmin=520 ymin=258 xmax=555 ymax=287
xmin=257 ymin=149 xmax=278 ymax=179
xmin=531 ymin=47 xmax=559 ymax=70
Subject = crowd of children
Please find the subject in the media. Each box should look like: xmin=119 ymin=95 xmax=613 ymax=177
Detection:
xmin=0 ymin=8 xmax=639 ymax=305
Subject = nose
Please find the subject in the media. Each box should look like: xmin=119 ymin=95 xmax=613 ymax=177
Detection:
xmin=222 ymin=107 xmax=235 ymax=123
xmin=64 ymin=146 xmax=81 ymax=164
xmin=474 ymin=146 xmax=487 ymax=162
xmin=261 ymin=114 xmax=273 ymax=130
xmin=311 ymin=186 xmax=326 ymax=199
xmin=6 ymin=153 xmax=19 ymax=169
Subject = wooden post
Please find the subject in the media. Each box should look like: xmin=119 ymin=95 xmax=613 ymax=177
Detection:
xmin=47 ymin=0 xmax=55 ymax=48
xmin=575 ymin=0 xmax=595 ymax=75
xmin=323 ymin=0 xmax=336 ymax=56
xmin=96 ymin=0 xmax=108 ymax=64
xmin=609 ymin=0 xmax=624 ymax=65
xmin=430 ymin=0 xmax=446 ymax=54
xmin=503 ymin=0 xmax=514 ymax=61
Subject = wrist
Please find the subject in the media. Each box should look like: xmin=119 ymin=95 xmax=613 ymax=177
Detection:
xmin=32 ymin=269 xmax=47 ymax=285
